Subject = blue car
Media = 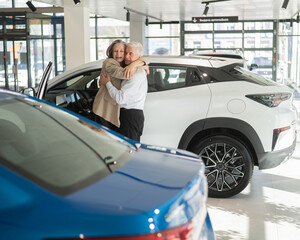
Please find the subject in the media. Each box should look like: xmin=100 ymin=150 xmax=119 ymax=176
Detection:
xmin=0 ymin=89 xmax=214 ymax=240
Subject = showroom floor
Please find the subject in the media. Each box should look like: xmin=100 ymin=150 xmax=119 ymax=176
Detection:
xmin=207 ymin=99 xmax=300 ymax=240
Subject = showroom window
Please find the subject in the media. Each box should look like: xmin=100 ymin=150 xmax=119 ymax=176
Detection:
xmin=0 ymin=14 xmax=27 ymax=90
xmin=214 ymin=22 xmax=243 ymax=31
xmin=185 ymin=33 xmax=213 ymax=51
xmin=145 ymin=23 xmax=180 ymax=56
xmin=0 ymin=0 xmax=63 ymax=90
xmin=182 ymin=20 xmax=275 ymax=81
xmin=214 ymin=33 xmax=243 ymax=49
xmin=185 ymin=22 xmax=213 ymax=31
xmin=184 ymin=22 xmax=213 ymax=54
xmin=27 ymin=14 xmax=65 ymax=88
xmin=90 ymin=16 xmax=130 ymax=61
xmin=244 ymin=21 xmax=273 ymax=30
xmin=277 ymin=20 xmax=300 ymax=87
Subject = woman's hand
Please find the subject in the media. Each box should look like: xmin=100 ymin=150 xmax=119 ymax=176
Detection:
xmin=99 ymin=72 xmax=111 ymax=86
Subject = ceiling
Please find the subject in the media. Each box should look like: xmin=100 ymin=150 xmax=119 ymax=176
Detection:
xmin=37 ymin=0 xmax=300 ymax=22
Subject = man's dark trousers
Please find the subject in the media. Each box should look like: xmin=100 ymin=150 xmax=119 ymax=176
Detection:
xmin=119 ymin=108 xmax=144 ymax=142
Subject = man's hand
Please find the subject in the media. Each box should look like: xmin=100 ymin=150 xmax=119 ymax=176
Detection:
xmin=123 ymin=65 xmax=135 ymax=79
xmin=142 ymin=65 xmax=149 ymax=75
xmin=123 ymin=58 xmax=147 ymax=79
xmin=100 ymin=72 xmax=111 ymax=86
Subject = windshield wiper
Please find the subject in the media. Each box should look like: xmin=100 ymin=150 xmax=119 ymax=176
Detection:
xmin=103 ymin=156 xmax=117 ymax=172
xmin=103 ymin=155 xmax=117 ymax=166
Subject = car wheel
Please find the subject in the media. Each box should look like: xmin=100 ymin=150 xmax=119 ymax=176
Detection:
xmin=191 ymin=135 xmax=254 ymax=198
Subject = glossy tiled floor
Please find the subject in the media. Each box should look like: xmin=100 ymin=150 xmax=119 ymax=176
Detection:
xmin=207 ymin=100 xmax=300 ymax=240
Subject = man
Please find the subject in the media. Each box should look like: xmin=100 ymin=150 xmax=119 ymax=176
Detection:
xmin=100 ymin=42 xmax=148 ymax=142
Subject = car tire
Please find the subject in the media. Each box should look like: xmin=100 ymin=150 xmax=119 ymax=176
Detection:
xmin=191 ymin=135 xmax=254 ymax=198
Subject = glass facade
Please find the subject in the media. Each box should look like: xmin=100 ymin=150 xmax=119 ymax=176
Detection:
xmin=277 ymin=21 xmax=300 ymax=86
xmin=27 ymin=15 xmax=64 ymax=87
xmin=0 ymin=0 xmax=63 ymax=90
xmin=182 ymin=20 xmax=275 ymax=80
xmin=0 ymin=13 xmax=28 ymax=90
xmin=185 ymin=33 xmax=213 ymax=50
xmin=185 ymin=23 xmax=213 ymax=31
xmin=145 ymin=23 xmax=180 ymax=56
xmin=90 ymin=16 xmax=130 ymax=61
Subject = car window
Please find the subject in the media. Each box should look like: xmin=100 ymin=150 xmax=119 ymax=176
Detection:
xmin=252 ymin=57 xmax=272 ymax=66
xmin=187 ymin=67 xmax=208 ymax=85
xmin=148 ymin=65 xmax=187 ymax=92
xmin=0 ymin=97 xmax=135 ymax=196
xmin=184 ymin=66 xmax=214 ymax=85
xmin=228 ymin=66 xmax=277 ymax=86
xmin=50 ymin=70 xmax=101 ymax=91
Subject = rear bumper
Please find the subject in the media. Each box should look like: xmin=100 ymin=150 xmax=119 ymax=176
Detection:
xmin=257 ymin=133 xmax=297 ymax=169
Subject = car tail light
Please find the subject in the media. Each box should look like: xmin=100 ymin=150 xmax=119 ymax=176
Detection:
xmin=45 ymin=221 xmax=194 ymax=240
xmin=246 ymin=93 xmax=291 ymax=107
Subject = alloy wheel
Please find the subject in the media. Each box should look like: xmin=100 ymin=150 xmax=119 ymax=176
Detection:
xmin=200 ymin=142 xmax=246 ymax=192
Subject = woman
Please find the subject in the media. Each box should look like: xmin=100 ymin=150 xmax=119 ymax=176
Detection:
xmin=92 ymin=40 xmax=149 ymax=131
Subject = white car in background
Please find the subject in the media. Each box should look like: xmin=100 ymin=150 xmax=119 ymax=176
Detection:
xmin=24 ymin=55 xmax=297 ymax=198
xmin=189 ymin=50 xmax=256 ymax=70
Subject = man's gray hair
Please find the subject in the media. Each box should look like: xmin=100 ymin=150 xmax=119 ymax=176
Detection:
xmin=126 ymin=42 xmax=144 ymax=56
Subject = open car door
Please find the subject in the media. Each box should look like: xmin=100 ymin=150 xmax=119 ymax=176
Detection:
xmin=36 ymin=61 xmax=53 ymax=99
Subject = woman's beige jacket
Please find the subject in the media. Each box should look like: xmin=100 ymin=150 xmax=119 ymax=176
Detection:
xmin=92 ymin=57 xmax=150 ymax=127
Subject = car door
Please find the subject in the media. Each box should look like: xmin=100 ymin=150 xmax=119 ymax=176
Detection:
xmin=36 ymin=61 xmax=53 ymax=99
xmin=34 ymin=61 xmax=101 ymax=119
xmin=142 ymin=64 xmax=211 ymax=149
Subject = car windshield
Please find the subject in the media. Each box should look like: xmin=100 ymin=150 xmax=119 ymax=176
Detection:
xmin=0 ymin=97 xmax=135 ymax=196
xmin=228 ymin=66 xmax=276 ymax=86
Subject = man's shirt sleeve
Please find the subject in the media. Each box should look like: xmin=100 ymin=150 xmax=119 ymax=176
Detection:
xmin=106 ymin=79 xmax=136 ymax=105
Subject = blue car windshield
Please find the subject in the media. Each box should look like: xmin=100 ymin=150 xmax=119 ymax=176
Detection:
xmin=0 ymin=97 xmax=135 ymax=196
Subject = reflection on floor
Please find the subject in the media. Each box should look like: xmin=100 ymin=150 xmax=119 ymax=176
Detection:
xmin=207 ymin=100 xmax=300 ymax=240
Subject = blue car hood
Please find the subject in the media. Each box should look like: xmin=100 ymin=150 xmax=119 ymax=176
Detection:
xmin=1 ymin=146 xmax=207 ymax=239
xmin=66 ymin=146 xmax=204 ymax=214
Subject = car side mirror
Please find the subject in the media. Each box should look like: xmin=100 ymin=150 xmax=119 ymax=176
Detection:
xmin=249 ymin=63 xmax=258 ymax=71
xmin=20 ymin=87 xmax=36 ymax=97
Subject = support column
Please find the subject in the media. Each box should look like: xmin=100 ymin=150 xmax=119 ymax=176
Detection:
xmin=64 ymin=0 xmax=90 ymax=70
xmin=130 ymin=15 xmax=147 ymax=54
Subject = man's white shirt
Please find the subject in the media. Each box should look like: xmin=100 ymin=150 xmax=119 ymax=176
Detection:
xmin=106 ymin=70 xmax=148 ymax=110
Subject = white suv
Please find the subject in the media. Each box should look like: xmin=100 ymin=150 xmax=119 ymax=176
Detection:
xmin=28 ymin=55 xmax=297 ymax=198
